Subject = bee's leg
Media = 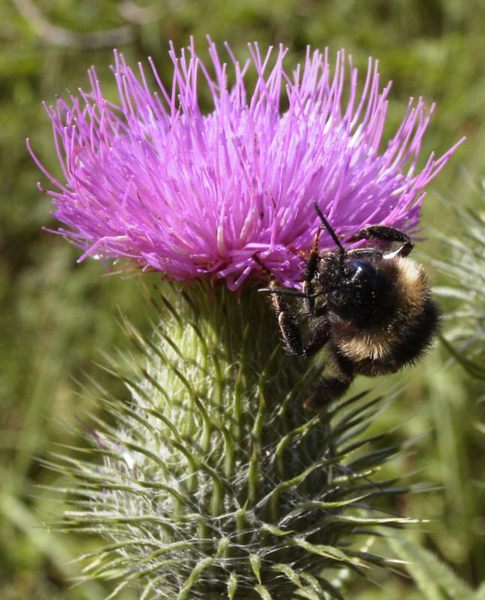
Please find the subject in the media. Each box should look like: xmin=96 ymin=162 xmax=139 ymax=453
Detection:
xmin=348 ymin=226 xmax=413 ymax=257
xmin=303 ymin=376 xmax=351 ymax=411
xmin=254 ymin=245 xmax=330 ymax=357
xmin=266 ymin=280 xmax=305 ymax=356
xmin=304 ymin=354 xmax=354 ymax=411
xmin=296 ymin=228 xmax=332 ymax=356
xmin=261 ymin=282 xmax=330 ymax=357
xmin=302 ymin=316 xmax=331 ymax=357
xmin=302 ymin=227 xmax=323 ymax=316
xmin=253 ymin=254 xmax=309 ymax=357
xmin=347 ymin=248 xmax=383 ymax=260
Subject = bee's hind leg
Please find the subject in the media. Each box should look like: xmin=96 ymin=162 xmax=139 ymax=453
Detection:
xmin=304 ymin=354 xmax=354 ymax=411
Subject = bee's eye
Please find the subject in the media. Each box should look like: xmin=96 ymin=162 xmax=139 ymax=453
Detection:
xmin=345 ymin=260 xmax=383 ymax=289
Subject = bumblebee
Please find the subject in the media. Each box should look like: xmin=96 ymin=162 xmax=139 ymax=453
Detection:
xmin=258 ymin=204 xmax=439 ymax=410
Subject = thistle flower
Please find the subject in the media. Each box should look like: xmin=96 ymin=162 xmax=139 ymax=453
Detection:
xmin=31 ymin=39 xmax=461 ymax=289
xmin=34 ymin=41 xmax=462 ymax=599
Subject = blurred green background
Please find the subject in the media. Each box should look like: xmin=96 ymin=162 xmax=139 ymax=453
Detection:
xmin=1 ymin=0 xmax=484 ymax=598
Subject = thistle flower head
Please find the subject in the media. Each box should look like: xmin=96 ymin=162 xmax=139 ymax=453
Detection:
xmin=32 ymin=39 xmax=460 ymax=289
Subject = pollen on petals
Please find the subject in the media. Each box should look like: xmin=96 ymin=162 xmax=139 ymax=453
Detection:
xmin=31 ymin=38 xmax=463 ymax=290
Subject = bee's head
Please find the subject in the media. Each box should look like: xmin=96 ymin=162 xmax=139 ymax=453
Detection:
xmin=311 ymin=203 xmax=397 ymax=324
xmin=328 ymin=258 xmax=392 ymax=324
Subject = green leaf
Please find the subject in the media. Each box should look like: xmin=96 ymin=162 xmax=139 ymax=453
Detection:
xmin=388 ymin=536 xmax=474 ymax=600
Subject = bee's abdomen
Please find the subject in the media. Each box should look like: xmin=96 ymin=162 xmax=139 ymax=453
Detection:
xmin=386 ymin=297 xmax=440 ymax=367
xmin=334 ymin=297 xmax=440 ymax=376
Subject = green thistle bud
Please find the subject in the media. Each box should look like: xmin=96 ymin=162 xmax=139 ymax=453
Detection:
xmin=52 ymin=283 xmax=409 ymax=599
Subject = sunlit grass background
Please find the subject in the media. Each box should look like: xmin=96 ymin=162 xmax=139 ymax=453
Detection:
xmin=1 ymin=0 xmax=484 ymax=598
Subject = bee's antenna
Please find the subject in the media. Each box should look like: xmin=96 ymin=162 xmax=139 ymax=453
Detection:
xmin=312 ymin=202 xmax=346 ymax=258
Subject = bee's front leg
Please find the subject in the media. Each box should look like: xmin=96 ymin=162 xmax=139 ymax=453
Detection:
xmin=264 ymin=281 xmax=330 ymax=358
xmin=348 ymin=225 xmax=413 ymax=257
xmin=267 ymin=280 xmax=305 ymax=356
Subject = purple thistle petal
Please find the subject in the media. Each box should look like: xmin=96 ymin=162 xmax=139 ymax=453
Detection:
xmin=31 ymin=39 xmax=463 ymax=290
